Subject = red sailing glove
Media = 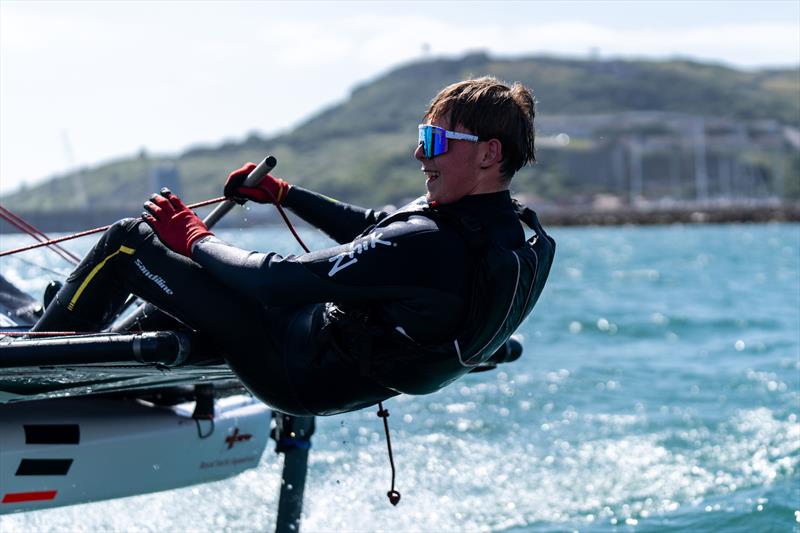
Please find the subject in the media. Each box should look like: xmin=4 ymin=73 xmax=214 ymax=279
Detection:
xmin=223 ymin=162 xmax=290 ymax=204
xmin=142 ymin=188 xmax=213 ymax=258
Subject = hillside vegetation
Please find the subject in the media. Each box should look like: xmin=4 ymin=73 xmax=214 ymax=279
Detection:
xmin=3 ymin=53 xmax=798 ymax=212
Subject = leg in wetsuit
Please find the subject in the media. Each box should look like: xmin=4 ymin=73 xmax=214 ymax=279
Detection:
xmin=32 ymin=218 xmax=309 ymax=414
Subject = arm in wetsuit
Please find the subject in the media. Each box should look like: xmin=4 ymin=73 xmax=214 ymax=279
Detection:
xmin=192 ymin=212 xmax=468 ymax=342
xmin=282 ymin=187 xmax=390 ymax=244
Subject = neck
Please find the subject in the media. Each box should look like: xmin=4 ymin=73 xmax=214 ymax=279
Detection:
xmin=473 ymin=172 xmax=509 ymax=195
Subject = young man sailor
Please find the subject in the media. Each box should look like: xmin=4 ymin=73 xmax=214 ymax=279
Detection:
xmin=32 ymin=77 xmax=556 ymax=416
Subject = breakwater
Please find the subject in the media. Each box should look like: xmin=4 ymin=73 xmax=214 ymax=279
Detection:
xmin=537 ymin=202 xmax=800 ymax=226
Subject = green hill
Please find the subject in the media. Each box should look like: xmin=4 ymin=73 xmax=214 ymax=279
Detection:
xmin=3 ymin=52 xmax=799 ymax=212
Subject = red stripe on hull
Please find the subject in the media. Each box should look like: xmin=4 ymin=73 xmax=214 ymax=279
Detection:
xmin=2 ymin=490 xmax=57 ymax=503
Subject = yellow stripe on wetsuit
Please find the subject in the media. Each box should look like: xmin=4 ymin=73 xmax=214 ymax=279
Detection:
xmin=67 ymin=245 xmax=135 ymax=311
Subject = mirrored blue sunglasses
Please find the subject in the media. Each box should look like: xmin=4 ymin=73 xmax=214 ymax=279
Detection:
xmin=418 ymin=124 xmax=480 ymax=158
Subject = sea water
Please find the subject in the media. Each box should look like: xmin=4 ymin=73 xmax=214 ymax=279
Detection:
xmin=0 ymin=223 xmax=797 ymax=532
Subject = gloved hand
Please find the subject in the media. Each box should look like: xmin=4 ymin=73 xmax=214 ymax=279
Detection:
xmin=142 ymin=188 xmax=213 ymax=257
xmin=224 ymin=162 xmax=290 ymax=204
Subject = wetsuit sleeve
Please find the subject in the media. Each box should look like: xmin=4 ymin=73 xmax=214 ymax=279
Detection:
xmin=190 ymin=216 xmax=467 ymax=316
xmin=282 ymin=186 xmax=390 ymax=244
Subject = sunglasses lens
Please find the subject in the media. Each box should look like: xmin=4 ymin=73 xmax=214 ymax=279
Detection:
xmin=418 ymin=125 xmax=447 ymax=158
xmin=418 ymin=126 xmax=430 ymax=158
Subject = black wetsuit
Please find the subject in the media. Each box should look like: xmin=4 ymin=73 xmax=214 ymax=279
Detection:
xmin=33 ymin=187 xmax=552 ymax=416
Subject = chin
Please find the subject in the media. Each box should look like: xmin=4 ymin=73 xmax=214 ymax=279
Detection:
xmin=424 ymin=185 xmax=436 ymax=202
xmin=426 ymin=191 xmax=443 ymax=204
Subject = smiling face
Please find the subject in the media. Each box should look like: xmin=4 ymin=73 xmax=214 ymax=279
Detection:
xmin=415 ymin=117 xmax=483 ymax=205
xmin=414 ymin=115 xmax=506 ymax=205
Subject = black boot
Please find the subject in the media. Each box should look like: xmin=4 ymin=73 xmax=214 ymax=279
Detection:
xmin=43 ymin=280 xmax=62 ymax=310
xmin=29 ymin=286 xmax=107 ymax=333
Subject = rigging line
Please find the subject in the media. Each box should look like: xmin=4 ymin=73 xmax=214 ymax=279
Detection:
xmin=377 ymin=402 xmax=401 ymax=505
xmin=0 ymin=205 xmax=81 ymax=263
xmin=0 ymin=206 xmax=69 ymax=251
xmin=0 ymin=206 xmax=81 ymax=265
xmin=274 ymin=204 xmax=310 ymax=253
xmin=0 ymin=196 xmax=227 ymax=259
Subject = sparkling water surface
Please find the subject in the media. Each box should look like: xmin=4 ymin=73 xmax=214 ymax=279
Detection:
xmin=1 ymin=223 xmax=798 ymax=532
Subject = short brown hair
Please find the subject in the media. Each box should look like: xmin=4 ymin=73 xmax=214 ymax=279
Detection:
xmin=423 ymin=77 xmax=536 ymax=180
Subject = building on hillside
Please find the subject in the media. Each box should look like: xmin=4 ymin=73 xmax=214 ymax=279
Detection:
xmin=532 ymin=112 xmax=797 ymax=206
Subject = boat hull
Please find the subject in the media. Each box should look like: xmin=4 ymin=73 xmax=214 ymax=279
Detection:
xmin=0 ymin=394 xmax=269 ymax=514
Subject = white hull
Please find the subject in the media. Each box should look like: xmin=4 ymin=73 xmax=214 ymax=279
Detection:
xmin=0 ymin=395 xmax=269 ymax=514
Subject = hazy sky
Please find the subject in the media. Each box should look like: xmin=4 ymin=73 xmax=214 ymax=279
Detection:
xmin=1 ymin=0 xmax=798 ymax=196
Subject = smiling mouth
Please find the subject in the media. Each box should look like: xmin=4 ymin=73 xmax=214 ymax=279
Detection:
xmin=423 ymin=169 xmax=440 ymax=182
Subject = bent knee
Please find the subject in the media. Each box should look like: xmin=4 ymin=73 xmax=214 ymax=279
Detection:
xmin=67 ymin=218 xmax=147 ymax=281
xmin=106 ymin=217 xmax=151 ymax=244
xmin=109 ymin=217 xmax=143 ymax=235
xmin=82 ymin=218 xmax=153 ymax=262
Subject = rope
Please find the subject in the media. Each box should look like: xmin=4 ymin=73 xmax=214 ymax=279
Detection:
xmin=0 ymin=205 xmax=81 ymax=264
xmin=194 ymin=417 xmax=216 ymax=439
xmin=274 ymin=204 xmax=310 ymax=253
xmin=377 ymin=402 xmax=402 ymax=505
xmin=0 ymin=196 xmax=226 ymax=258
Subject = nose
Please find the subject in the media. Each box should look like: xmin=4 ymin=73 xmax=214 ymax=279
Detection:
xmin=414 ymin=141 xmax=427 ymax=161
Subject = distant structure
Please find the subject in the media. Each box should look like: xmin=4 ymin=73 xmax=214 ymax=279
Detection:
xmin=149 ymin=164 xmax=182 ymax=197
xmin=534 ymin=112 xmax=796 ymax=207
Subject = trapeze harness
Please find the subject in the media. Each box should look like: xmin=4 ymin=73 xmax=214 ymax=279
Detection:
xmin=342 ymin=199 xmax=555 ymax=395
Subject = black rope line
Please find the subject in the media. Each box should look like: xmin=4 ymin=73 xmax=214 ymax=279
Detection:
xmin=195 ymin=417 xmax=215 ymax=439
xmin=377 ymin=402 xmax=401 ymax=505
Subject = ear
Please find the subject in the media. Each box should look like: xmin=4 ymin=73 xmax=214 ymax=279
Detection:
xmin=479 ymin=139 xmax=503 ymax=169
